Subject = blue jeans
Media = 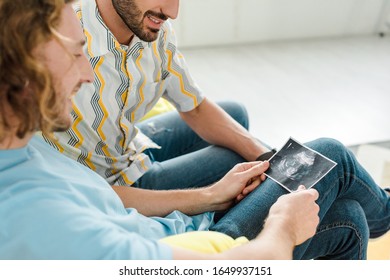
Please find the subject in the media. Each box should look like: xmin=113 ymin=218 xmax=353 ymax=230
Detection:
xmin=136 ymin=101 xmax=247 ymax=189
xmin=137 ymin=103 xmax=390 ymax=259
xmin=211 ymin=138 xmax=390 ymax=260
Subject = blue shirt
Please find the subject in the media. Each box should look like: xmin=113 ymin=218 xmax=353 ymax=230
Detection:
xmin=0 ymin=136 xmax=213 ymax=259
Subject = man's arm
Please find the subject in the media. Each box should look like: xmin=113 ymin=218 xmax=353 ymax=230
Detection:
xmin=180 ymin=98 xmax=269 ymax=161
xmin=113 ymin=161 xmax=269 ymax=217
xmin=171 ymin=187 xmax=320 ymax=260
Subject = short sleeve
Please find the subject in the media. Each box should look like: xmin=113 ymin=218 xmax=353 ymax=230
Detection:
xmin=162 ymin=21 xmax=204 ymax=112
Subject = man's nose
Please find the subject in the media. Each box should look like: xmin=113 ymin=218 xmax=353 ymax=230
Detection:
xmin=162 ymin=0 xmax=179 ymax=20
xmin=80 ymin=55 xmax=94 ymax=84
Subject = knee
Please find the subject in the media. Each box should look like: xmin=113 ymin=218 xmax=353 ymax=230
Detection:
xmin=307 ymin=137 xmax=347 ymax=158
xmin=330 ymin=200 xmax=369 ymax=257
xmin=340 ymin=202 xmax=369 ymax=259
xmin=342 ymin=200 xmax=370 ymax=243
xmin=216 ymin=101 xmax=249 ymax=130
xmin=313 ymin=200 xmax=369 ymax=259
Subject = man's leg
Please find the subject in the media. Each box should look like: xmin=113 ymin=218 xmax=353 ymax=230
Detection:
xmin=211 ymin=138 xmax=389 ymax=258
xmin=294 ymin=199 xmax=369 ymax=260
xmin=136 ymin=101 xmax=248 ymax=189
xmin=309 ymin=138 xmax=390 ymax=238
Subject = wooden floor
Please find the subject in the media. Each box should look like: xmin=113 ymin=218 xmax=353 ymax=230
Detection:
xmin=368 ymin=233 xmax=390 ymax=260
xmin=181 ymin=35 xmax=390 ymax=148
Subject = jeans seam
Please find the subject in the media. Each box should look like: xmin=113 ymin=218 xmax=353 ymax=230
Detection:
xmin=346 ymin=172 xmax=388 ymax=210
xmin=316 ymin=174 xmax=341 ymax=207
xmin=346 ymin=171 xmax=390 ymax=232
xmin=316 ymin=222 xmax=364 ymax=260
xmin=320 ymin=170 xmax=389 ymax=222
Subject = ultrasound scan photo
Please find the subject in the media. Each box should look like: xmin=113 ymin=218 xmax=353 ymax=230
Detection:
xmin=265 ymin=138 xmax=337 ymax=192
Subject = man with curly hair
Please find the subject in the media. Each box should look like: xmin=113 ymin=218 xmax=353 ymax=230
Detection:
xmin=0 ymin=0 xmax=389 ymax=260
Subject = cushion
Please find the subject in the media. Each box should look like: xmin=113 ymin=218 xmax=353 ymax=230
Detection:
xmin=160 ymin=231 xmax=249 ymax=254
xmin=140 ymin=99 xmax=175 ymax=122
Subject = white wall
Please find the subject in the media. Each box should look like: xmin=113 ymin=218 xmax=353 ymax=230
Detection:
xmin=171 ymin=0 xmax=388 ymax=48
xmin=377 ymin=0 xmax=390 ymax=33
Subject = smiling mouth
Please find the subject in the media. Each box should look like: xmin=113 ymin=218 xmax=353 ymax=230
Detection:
xmin=147 ymin=15 xmax=164 ymax=25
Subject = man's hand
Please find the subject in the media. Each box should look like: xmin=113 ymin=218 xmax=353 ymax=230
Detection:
xmin=264 ymin=186 xmax=320 ymax=247
xmin=208 ymin=161 xmax=270 ymax=211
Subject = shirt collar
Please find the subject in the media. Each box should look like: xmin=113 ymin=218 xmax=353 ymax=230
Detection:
xmin=79 ymin=0 xmax=147 ymax=58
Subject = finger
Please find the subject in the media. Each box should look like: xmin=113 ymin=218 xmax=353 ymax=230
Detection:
xmin=307 ymin=188 xmax=320 ymax=201
xmin=236 ymin=193 xmax=245 ymax=202
xmin=242 ymin=178 xmax=261 ymax=195
xmin=242 ymin=161 xmax=270 ymax=179
xmin=235 ymin=161 xmax=264 ymax=171
xmin=294 ymin=187 xmax=319 ymax=201
xmin=245 ymin=177 xmax=254 ymax=187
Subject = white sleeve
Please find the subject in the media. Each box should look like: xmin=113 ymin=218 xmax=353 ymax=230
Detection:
xmin=162 ymin=21 xmax=204 ymax=112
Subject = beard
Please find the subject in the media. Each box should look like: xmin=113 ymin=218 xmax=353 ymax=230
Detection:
xmin=50 ymin=83 xmax=81 ymax=133
xmin=50 ymin=106 xmax=72 ymax=133
xmin=112 ymin=0 xmax=167 ymax=42
xmin=52 ymin=115 xmax=72 ymax=132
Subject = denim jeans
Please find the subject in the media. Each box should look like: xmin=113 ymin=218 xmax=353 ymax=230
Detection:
xmin=211 ymin=138 xmax=390 ymax=260
xmin=136 ymin=101 xmax=247 ymax=189
xmin=137 ymin=103 xmax=390 ymax=259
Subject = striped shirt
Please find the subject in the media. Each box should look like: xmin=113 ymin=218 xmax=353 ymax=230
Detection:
xmin=42 ymin=0 xmax=203 ymax=186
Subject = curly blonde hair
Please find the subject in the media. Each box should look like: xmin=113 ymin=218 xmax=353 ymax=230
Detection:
xmin=0 ymin=0 xmax=74 ymax=142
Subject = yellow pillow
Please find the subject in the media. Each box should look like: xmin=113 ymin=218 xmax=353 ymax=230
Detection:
xmin=160 ymin=231 xmax=249 ymax=254
xmin=140 ymin=99 xmax=175 ymax=122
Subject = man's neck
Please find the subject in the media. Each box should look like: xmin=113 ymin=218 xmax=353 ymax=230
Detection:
xmin=95 ymin=0 xmax=134 ymax=45
xmin=0 ymin=101 xmax=32 ymax=150
xmin=0 ymin=133 xmax=31 ymax=150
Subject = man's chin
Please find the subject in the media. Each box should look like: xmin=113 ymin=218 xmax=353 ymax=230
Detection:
xmin=138 ymin=28 xmax=160 ymax=42
xmin=52 ymin=120 xmax=71 ymax=133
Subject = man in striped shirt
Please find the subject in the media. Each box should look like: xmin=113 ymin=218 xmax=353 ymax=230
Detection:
xmin=43 ymin=0 xmax=272 ymax=219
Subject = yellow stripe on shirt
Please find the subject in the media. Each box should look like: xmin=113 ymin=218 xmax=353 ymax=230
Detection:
xmin=152 ymin=42 xmax=162 ymax=81
xmin=84 ymin=29 xmax=94 ymax=59
xmin=95 ymin=57 xmax=108 ymax=142
xmin=166 ymin=49 xmax=198 ymax=107
xmin=71 ymin=105 xmax=85 ymax=149
xmin=94 ymin=57 xmax=118 ymax=171
xmin=131 ymin=49 xmax=146 ymax=122
xmin=119 ymin=170 xmax=134 ymax=186
xmin=85 ymin=151 xmax=97 ymax=171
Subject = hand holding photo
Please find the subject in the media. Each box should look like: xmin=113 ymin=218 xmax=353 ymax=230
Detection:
xmin=265 ymin=137 xmax=337 ymax=192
